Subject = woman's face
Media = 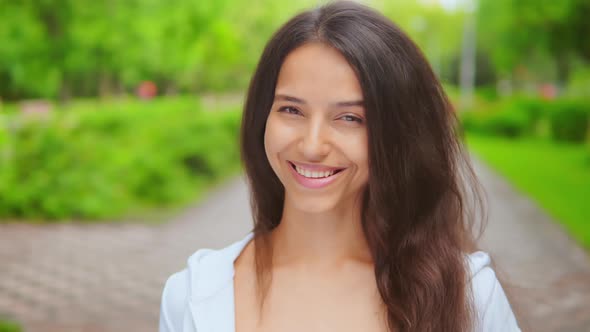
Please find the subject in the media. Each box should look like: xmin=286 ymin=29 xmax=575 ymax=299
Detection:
xmin=264 ymin=42 xmax=369 ymax=214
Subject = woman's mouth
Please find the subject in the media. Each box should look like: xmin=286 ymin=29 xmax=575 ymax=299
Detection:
xmin=287 ymin=161 xmax=346 ymax=189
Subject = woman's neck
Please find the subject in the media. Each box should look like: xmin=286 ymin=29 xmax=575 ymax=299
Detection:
xmin=270 ymin=197 xmax=373 ymax=270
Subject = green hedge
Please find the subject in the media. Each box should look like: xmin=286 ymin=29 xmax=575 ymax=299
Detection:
xmin=461 ymin=97 xmax=590 ymax=143
xmin=460 ymin=99 xmax=534 ymax=138
xmin=0 ymin=98 xmax=241 ymax=221
xmin=511 ymin=97 xmax=547 ymax=134
xmin=548 ymin=99 xmax=590 ymax=143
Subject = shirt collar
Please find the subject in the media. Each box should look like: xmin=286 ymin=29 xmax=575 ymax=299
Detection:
xmin=190 ymin=232 xmax=254 ymax=301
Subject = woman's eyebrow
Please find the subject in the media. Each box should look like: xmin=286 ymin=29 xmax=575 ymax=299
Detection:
xmin=274 ymin=94 xmax=364 ymax=108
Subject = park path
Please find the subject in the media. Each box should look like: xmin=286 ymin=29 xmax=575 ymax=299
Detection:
xmin=473 ymin=159 xmax=590 ymax=332
xmin=0 ymin=160 xmax=589 ymax=332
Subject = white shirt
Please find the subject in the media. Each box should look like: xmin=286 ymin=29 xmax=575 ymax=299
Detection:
xmin=159 ymin=232 xmax=521 ymax=332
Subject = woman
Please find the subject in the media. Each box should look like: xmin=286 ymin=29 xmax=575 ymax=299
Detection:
xmin=159 ymin=1 xmax=521 ymax=331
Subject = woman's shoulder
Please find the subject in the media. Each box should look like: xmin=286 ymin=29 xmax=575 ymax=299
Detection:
xmin=465 ymin=251 xmax=521 ymax=331
xmin=159 ymin=233 xmax=254 ymax=332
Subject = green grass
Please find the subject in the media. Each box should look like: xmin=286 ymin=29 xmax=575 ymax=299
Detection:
xmin=0 ymin=318 xmax=21 ymax=332
xmin=466 ymin=134 xmax=590 ymax=249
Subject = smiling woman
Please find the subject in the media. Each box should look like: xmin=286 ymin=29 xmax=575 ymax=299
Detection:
xmin=264 ymin=42 xmax=369 ymax=213
xmin=159 ymin=1 xmax=521 ymax=332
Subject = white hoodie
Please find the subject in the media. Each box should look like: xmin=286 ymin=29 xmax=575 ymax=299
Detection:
xmin=159 ymin=232 xmax=521 ymax=332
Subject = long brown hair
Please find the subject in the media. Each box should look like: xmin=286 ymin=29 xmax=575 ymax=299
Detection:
xmin=240 ymin=1 xmax=485 ymax=331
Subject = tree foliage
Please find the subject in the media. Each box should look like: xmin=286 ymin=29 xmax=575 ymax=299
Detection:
xmin=1 ymin=0 xmax=587 ymax=100
xmin=478 ymin=0 xmax=590 ymax=82
xmin=0 ymin=0 xmax=314 ymax=100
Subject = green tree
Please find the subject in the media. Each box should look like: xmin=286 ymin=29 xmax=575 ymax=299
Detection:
xmin=478 ymin=0 xmax=590 ymax=83
xmin=376 ymin=1 xmax=466 ymax=82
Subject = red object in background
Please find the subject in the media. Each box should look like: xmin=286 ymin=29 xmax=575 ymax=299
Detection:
xmin=539 ymin=83 xmax=557 ymax=100
xmin=137 ymin=81 xmax=158 ymax=99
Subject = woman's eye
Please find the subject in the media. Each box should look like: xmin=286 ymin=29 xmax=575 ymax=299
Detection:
xmin=279 ymin=106 xmax=301 ymax=115
xmin=340 ymin=115 xmax=363 ymax=123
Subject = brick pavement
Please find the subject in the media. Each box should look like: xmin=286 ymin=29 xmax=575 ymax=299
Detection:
xmin=0 ymin=178 xmax=252 ymax=332
xmin=0 ymin=161 xmax=589 ymax=332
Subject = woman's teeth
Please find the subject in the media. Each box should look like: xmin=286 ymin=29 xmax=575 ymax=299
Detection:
xmin=295 ymin=166 xmax=335 ymax=178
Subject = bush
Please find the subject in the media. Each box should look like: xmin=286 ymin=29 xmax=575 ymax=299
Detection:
xmin=0 ymin=97 xmax=242 ymax=221
xmin=476 ymin=86 xmax=499 ymax=102
xmin=548 ymin=99 xmax=590 ymax=143
xmin=459 ymin=97 xmax=588 ymax=140
xmin=510 ymin=97 xmax=548 ymax=135
xmin=460 ymin=105 xmax=531 ymax=138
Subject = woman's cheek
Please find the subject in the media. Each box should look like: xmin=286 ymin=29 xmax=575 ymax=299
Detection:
xmin=267 ymin=118 xmax=297 ymax=150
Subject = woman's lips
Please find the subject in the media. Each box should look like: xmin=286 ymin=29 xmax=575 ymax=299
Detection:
xmin=289 ymin=160 xmax=344 ymax=172
xmin=287 ymin=161 xmax=345 ymax=189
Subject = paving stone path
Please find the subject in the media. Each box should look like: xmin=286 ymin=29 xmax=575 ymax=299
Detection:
xmin=473 ymin=159 xmax=590 ymax=332
xmin=0 ymin=161 xmax=589 ymax=332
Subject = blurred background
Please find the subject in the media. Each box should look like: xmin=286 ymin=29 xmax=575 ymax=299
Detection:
xmin=0 ymin=0 xmax=589 ymax=331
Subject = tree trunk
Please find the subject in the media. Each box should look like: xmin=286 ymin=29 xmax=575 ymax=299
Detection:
xmin=555 ymin=53 xmax=570 ymax=88
xmin=99 ymin=72 xmax=113 ymax=98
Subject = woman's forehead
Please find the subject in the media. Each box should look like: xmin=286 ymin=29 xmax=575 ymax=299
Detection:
xmin=275 ymin=43 xmax=364 ymax=105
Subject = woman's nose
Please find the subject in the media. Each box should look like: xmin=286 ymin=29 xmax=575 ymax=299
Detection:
xmin=298 ymin=120 xmax=331 ymax=161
